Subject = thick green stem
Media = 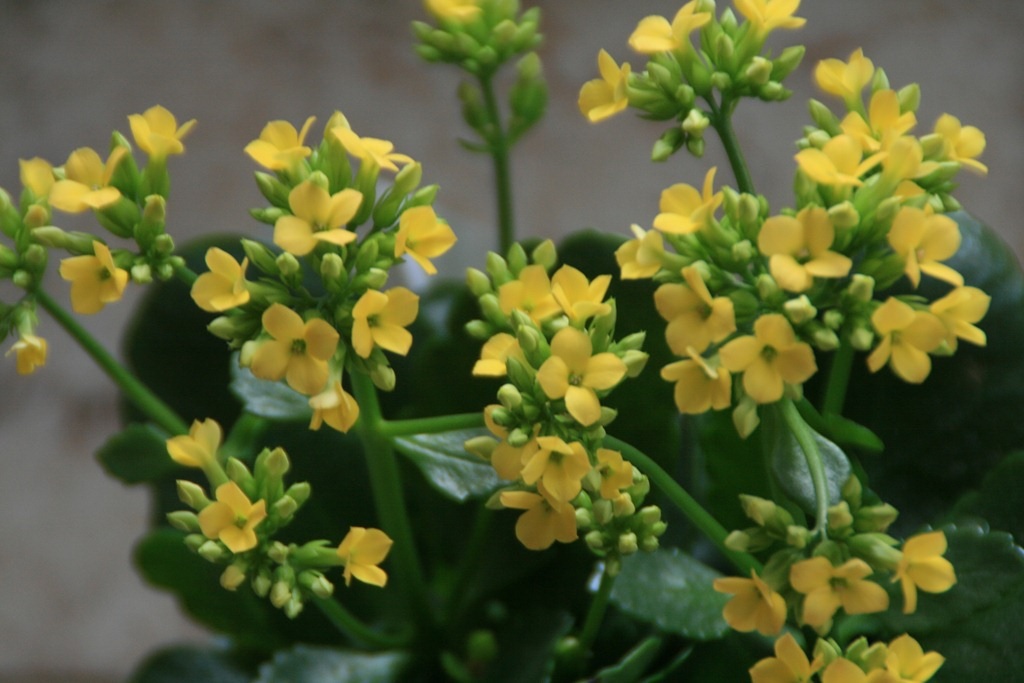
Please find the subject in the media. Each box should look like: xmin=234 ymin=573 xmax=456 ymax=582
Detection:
xmin=378 ymin=412 xmax=483 ymax=439
xmin=172 ymin=260 xmax=198 ymax=287
xmin=34 ymin=288 xmax=188 ymax=436
xmin=708 ymin=98 xmax=756 ymax=196
xmin=577 ymin=568 xmax=615 ymax=657
xmin=821 ymin=338 xmax=854 ymax=417
xmin=777 ymin=399 xmax=829 ymax=534
xmin=479 ymin=74 xmax=515 ymax=253
xmin=604 ymin=436 xmax=761 ymax=575
xmin=312 ymin=595 xmax=412 ymax=650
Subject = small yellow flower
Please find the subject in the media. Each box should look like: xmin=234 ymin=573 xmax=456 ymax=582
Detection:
xmin=719 ymin=314 xmax=817 ymax=404
xmin=758 ymin=207 xmax=852 ymax=293
xmin=274 ymin=181 xmax=362 ymax=257
xmin=166 ymin=418 xmax=222 ymax=468
xmin=498 ymin=265 xmax=561 ymax=324
xmin=815 ymin=48 xmax=874 ymax=104
xmin=883 ymin=634 xmax=944 ymax=682
xmin=128 ymin=105 xmax=196 ymax=159
xmin=536 ymin=326 xmax=627 ymax=427
xmin=351 ymin=287 xmax=419 ymax=358
xmin=332 ymin=123 xmax=413 ymax=173
xmin=595 ymin=448 xmax=633 ymax=500
xmin=250 ymin=304 xmax=340 ymax=395
xmin=424 ymin=0 xmax=481 ymax=22
xmin=660 ymin=347 xmax=732 ymax=415
xmin=841 ymin=89 xmax=917 ymax=153
xmin=712 ymin=571 xmax=787 ymax=636
xmin=616 ymin=224 xmax=665 ymax=280
xmin=655 ymin=265 xmax=736 ymax=354
xmin=821 ymin=657 xmax=897 ymax=683
xmin=472 ymin=333 xmax=525 ymax=377
xmin=579 ymin=50 xmax=631 ymax=123
xmin=795 ymin=135 xmax=885 ymax=188
xmin=734 ymin=0 xmax=806 ymax=38
xmin=879 ymin=137 xmax=939 ymax=187
xmin=653 ymin=167 xmax=723 ymax=235
xmin=628 ymin=1 xmax=711 ymax=54
xmin=790 ymin=556 xmax=890 ymax=628
xmin=244 ymin=116 xmax=317 ymax=171
xmin=337 ymin=526 xmax=393 ymax=587
xmin=551 ymin=265 xmax=612 ymax=322
xmin=500 ymin=483 xmax=578 ymax=551
xmin=892 ymin=531 xmax=956 ymax=614
xmin=886 ymin=207 xmax=963 ymax=289
xmin=395 ymin=205 xmax=457 ymax=275
xmin=6 ymin=334 xmax=47 ymax=375
xmin=749 ymin=633 xmax=823 ymax=683
xmin=929 ymin=286 xmax=990 ymax=350
xmin=191 ymin=248 xmax=250 ymax=313
xmin=520 ymin=436 xmax=590 ymax=505
xmin=934 ymin=113 xmax=987 ymax=175
xmin=19 ymin=157 xmax=54 ymax=198
xmin=49 ymin=147 xmax=127 ymax=213
xmin=308 ymin=380 xmax=360 ymax=434
xmin=867 ymin=298 xmax=946 ymax=384
xmin=198 ymin=481 xmax=267 ymax=553
xmin=58 ymin=242 xmax=129 ymax=314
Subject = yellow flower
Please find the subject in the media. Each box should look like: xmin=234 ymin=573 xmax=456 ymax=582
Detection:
xmin=886 ymin=207 xmax=962 ymax=289
xmin=498 ymin=264 xmax=561 ymax=324
xmin=616 ymin=224 xmax=665 ymax=280
xmin=712 ymin=571 xmax=787 ymax=636
xmin=424 ymin=0 xmax=481 ymax=22
xmin=274 ymin=181 xmax=362 ymax=257
xmin=795 ymin=135 xmax=885 ymax=188
xmin=520 ymin=436 xmax=590 ymax=505
xmin=191 ymin=248 xmax=250 ymax=313
xmin=500 ymin=483 xmax=578 ymax=551
xmin=929 ymin=286 xmax=990 ymax=350
xmin=719 ymin=314 xmax=817 ymax=404
xmin=551 ymin=265 xmax=612 ymax=322
xmin=749 ymin=633 xmax=823 ymax=683
xmin=337 ymin=526 xmax=393 ymax=587
xmin=536 ymin=326 xmax=627 ymax=427
xmin=734 ymin=0 xmax=806 ymax=38
xmin=628 ymin=1 xmax=712 ymax=54
xmin=351 ymin=287 xmax=419 ymax=358
xmin=250 ymin=304 xmax=340 ymax=395
xmin=198 ymin=481 xmax=267 ymax=553
xmin=660 ymin=347 xmax=732 ymax=415
xmin=166 ymin=418 xmax=222 ymax=468
xmin=892 ymin=531 xmax=956 ymax=614
xmin=653 ymin=167 xmax=723 ymax=235
xmin=395 ymin=205 xmax=457 ymax=275
xmin=790 ymin=556 xmax=890 ymax=628
xmin=49 ymin=147 xmax=127 ymax=213
xmin=867 ymin=298 xmax=946 ymax=384
xmin=244 ymin=116 xmax=316 ymax=171
xmin=472 ymin=332 xmax=525 ymax=377
xmin=934 ymin=114 xmax=987 ymax=175
xmin=308 ymin=380 xmax=360 ymax=433
xmin=19 ymin=157 xmax=54 ymax=199
xmin=595 ymin=448 xmax=633 ymax=500
xmin=840 ymin=90 xmax=917 ymax=153
xmin=815 ymin=48 xmax=874 ymax=104
xmin=821 ymin=658 xmax=898 ymax=683
xmin=6 ymin=334 xmax=47 ymax=375
xmin=58 ymin=242 xmax=129 ymax=314
xmin=491 ymin=437 xmax=535 ymax=482
xmin=332 ymin=123 xmax=413 ymax=173
xmin=655 ymin=265 xmax=735 ymax=354
xmin=879 ymin=137 xmax=939 ymax=187
xmin=129 ymin=105 xmax=196 ymax=159
xmin=579 ymin=50 xmax=631 ymax=123
xmin=883 ymin=634 xmax=944 ymax=682
xmin=758 ymin=207 xmax=852 ymax=293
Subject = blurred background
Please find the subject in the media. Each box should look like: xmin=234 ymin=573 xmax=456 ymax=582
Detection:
xmin=0 ymin=1 xmax=1020 ymax=680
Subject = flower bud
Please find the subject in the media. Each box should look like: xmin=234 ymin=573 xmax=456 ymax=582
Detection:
xmin=274 ymin=495 xmax=299 ymax=520
xmin=531 ymin=239 xmax=557 ymax=271
xmin=166 ymin=510 xmax=201 ymax=533
xmin=176 ymin=480 xmax=211 ymax=510
xmin=771 ymin=45 xmax=805 ymax=81
xmin=184 ymin=534 xmax=206 ymax=553
xmin=854 ymin=503 xmax=899 ymax=533
xmin=618 ymin=532 xmax=639 ymax=555
xmin=585 ymin=530 xmax=605 ymax=551
xmin=220 ymin=564 xmax=247 ymax=591
xmin=466 ymin=268 xmax=492 ymax=297
xmin=497 ymin=383 xmax=522 ymax=410
xmin=620 ymin=349 xmax=649 ymax=378
xmin=783 ymin=295 xmax=817 ymax=324
xmin=828 ymin=201 xmax=860 ymax=230
xmin=847 ymin=274 xmax=875 ymax=302
xmin=745 ymin=56 xmax=773 ymax=86
xmin=370 ymin=363 xmax=397 ymax=392
xmin=808 ymin=99 xmax=841 ymax=136
xmin=464 ymin=435 xmax=497 ymax=461
xmin=198 ymin=540 xmax=226 ymax=562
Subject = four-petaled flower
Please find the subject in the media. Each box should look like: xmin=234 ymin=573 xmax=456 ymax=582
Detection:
xmin=6 ymin=334 xmax=47 ymax=375
xmin=537 ymin=326 xmax=627 ymax=426
xmin=49 ymin=147 xmax=127 ymax=213
xmin=337 ymin=526 xmax=393 ymax=587
xmin=628 ymin=1 xmax=711 ymax=54
xmin=351 ymin=287 xmax=419 ymax=358
xmin=579 ymin=49 xmax=631 ymax=123
xmin=245 ymin=116 xmax=317 ymax=171
xmin=655 ymin=265 xmax=736 ymax=354
xmin=395 ymin=205 xmax=457 ymax=275
xmin=250 ymin=303 xmax=340 ymax=395
xmin=472 ymin=333 xmax=525 ymax=377
xmin=520 ymin=436 xmax=590 ymax=505
xmin=841 ymin=89 xmax=917 ymax=153
xmin=551 ymin=265 xmax=612 ymax=322
xmin=191 ymin=247 xmax=250 ymax=312
xmin=274 ymin=180 xmax=362 ymax=256
xmin=892 ymin=531 xmax=956 ymax=614
xmin=887 ymin=207 xmax=963 ymax=288
xmin=59 ymin=241 xmax=130 ymax=314
xmin=500 ymin=483 xmax=578 ymax=551
xmin=815 ymin=48 xmax=874 ymax=104
xmin=758 ymin=206 xmax=852 ymax=292
xmin=128 ymin=105 xmax=196 ymax=159
xmin=616 ymin=224 xmax=665 ymax=279
xmin=198 ymin=481 xmax=267 ymax=553
xmin=19 ymin=157 xmax=54 ymax=199
xmin=595 ymin=448 xmax=633 ymax=500
xmin=883 ymin=634 xmax=944 ymax=682
xmin=789 ymin=556 xmax=890 ymax=628
xmin=332 ymin=118 xmax=413 ymax=173
xmin=713 ymin=570 xmax=787 ymax=636
xmin=795 ymin=135 xmax=885 ymax=188
xmin=867 ymin=297 xmax=946 ymax=384
xmin=661 ymin=347 xmax=732 ymax=415
xmin=934 ymin=113 xmax=987 ymax=175
xmin=748 ymin=633 xmax=823 ymax=683
xmin=929 ymin=286 xmax=990 ymax=351
xmin=653 ymin=167 xmax=723 ymax=235
xmin=820 ymin=657 xmax=897 ymax=683
xmin=719 ymin=314 xmax=817 ymax=404
xmin=308 ymin=380 xmax=361 ymax=433
xmin=498 ymin=264 xmax=561 ymax=323
xmin=166 ymin=418 xmax=222 ymax=469
xmin=734 ymin=0 xmax=806 ymax=39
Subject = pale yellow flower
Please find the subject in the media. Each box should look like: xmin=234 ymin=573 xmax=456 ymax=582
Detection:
xmin=887 ymin=207 xmax=962 ymax=289
xmin=595 ymin=448 xmax=633 ymax=500
xmin=628 ymin=1 xmax=711 ymax=54
xmin=654 ymin=265 xmax=735 ymax=354
xmin=6 ymin=334 xmax=47 ymax=375
xmin=351 ymin=287 xmax=419 ymax=358
xmin=815 ymin=48 xmax=874 ymax=104
xmin=395 ymin=205 xmax=457 ymax=275
xmin=790 ymin=556 xmax=890 ymax=628
xmin=536 ymin=326 xmax=627 ymax=426
xmin=892 ymin=531 xmax=956 ymax=614
xmin=883 ymin=634 xmax=944 ymax=682
xmin=332 ymin=124 xmax=413 ymax=173
xmin=424 ymin=0 xmax=481 ymax=22
xmin=934 ymin=113 xmax=987 ymax=175
xmin=719 ymin=314 xmax=816 ymax=404
xmin=551 ymin=265 xmax=611 ymax=322
xmin=166 ymin=418 xmax=222 ymax=468
xmin=661 ymin=347 xmax=732 ymax=415
xmin=653 ymin=167 xmax=722 ymax=235
xmin=49 ymin=147 xmax=127 ymax=213
xmin=308 ymin=380 xmax=360 ymax=434
xmin=58 ymin=242 xmax=129 ymax=314
xmin=472 ymin=333 xmax=525 ymax=377
xmin=520 ymin=436 xmax=590 ymax=505
xmin=712 ymin=571 xmax=787 ymax=636
xmin=929 ymin=286 xmax=990 ymax=350
xmin=337 ymin=526 xmax=393 ymax=587
xmin=758 ymin=207 xmax=851 ymax=293
xmin=867 ymin=298 xmax=946 ymax=384
xmin=616 ymin=225 xmax=665 ymax=280
xmin=244 ymin=116 xmax=316 ymax=171
xmin=500 ymin=483 xmax=578 ymax=551
xmin=749 ymin=633 xmax=824 ymax=683
xmin=841 ymin=89 xmax=917 ymax=153
xmin=734 ymin=0 xmax=806 ymax=38
xmin=250 ymin=304 xmax=340 ymax=395
xmin=128 ymin=105 xmax=196 ymax=159
xmin=498 ymin=264 xmax=561 ymax=324
xmin=821 ymin=658 xmax=899 ymax=683
xmin=198 ymin=481 xmax=267 ymax=553
xmin=19 ymin=157 xmax=54 ymax=198
xmin=191 ymin=248 xmax=250 ymax=313
xmin=795 ymin=135 xmax=885 ymax=188
xmin=579 ymin=50 xmax=631 ymax=123
xmin=274 ymin=181 xmax=362 ymax=257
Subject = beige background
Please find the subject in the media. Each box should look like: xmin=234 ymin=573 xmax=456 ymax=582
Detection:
xmin=0 ymin=1 xmax=1020 ymax=680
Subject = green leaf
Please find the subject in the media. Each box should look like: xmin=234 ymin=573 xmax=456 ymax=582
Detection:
xmin=765 ymin=408 xmax=851 ymax=514
xmin=610 ymin=547 xmax=729 ymax=640
xmin=588 ymin=636 xmax=665 ymax=683
xmin=393 ymin=429 xmax=503 ymax=502
xmin=482 ymin=608 xmax=573 ymax=683
xmin=230 ymin=359 xmax=311 ymax=422
xmin=951 ymin=451 xmax=1024 ymax=542
xmin=96 ymin=422 xmax=178 ymax=485
xmin=128 ymin=644 xmax=254 ymax=683
xmin=254 ymin=645 xmax=409 ymax=683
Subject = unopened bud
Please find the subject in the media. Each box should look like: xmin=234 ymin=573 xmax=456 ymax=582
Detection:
xmin=848 ymin=326 xmax=874 ymax=352
xmin=497 ymin=383 xmax=522 ymax=410
xmin=828 ymin=201 xmax=860 ymax=230
xmin=198 ymin=540 xmax=226 ymax=562
xmin=176 ymin=480 xmax=211 ymax=510
xmin=531 ymin=239 xmax=557 ymax=271
xmin=745 ymin=56 xmax=773 ymax=86
xmin=166 ymin=510 xmax=201 ymax=533
xmin=220 ymin=564 xmax=247 ymax=591
xmin=585 ymin=530 xmax=605 ymax=551
xmin=783 ymin=295 xmax=817 ymax=324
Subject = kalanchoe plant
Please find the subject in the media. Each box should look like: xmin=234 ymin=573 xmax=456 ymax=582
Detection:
xmin=1 ymin=1 xmax=1021 ymax=682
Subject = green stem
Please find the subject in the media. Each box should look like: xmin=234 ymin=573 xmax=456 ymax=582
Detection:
xmin=777 ymin=399 xmax=829 ymax=534
xmin=312 ymin=595 xmax=412 ymax=650
xmin=604 ymin=436 xmax=761 ymax=575
xmin=173 ymin=260 xmax=198 ymax=287
xmin=821 ymin=338 xmax=854 ymax=417
xmin=479 ymin=74 xmax=515 ymax=252
xmin=34 ymin=288 xmax=188 ymax=436
xmin=577 ymin=568 xmax=615 ymax=657
xmin=378 ymin=412 xmax=484 ymax=439
xmin=708 ymin=97 xmax=756 ymax=196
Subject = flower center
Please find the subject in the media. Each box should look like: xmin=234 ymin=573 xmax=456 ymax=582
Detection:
xmin=291 ymin=339 xmax=308 ymax=355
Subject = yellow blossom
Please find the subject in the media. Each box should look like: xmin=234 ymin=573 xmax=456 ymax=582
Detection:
xmin=198 ymin=481 xmax=267 ymax=553
xmin=934 ymin=113 xmax=987 ymax=175
xmin=579 ymin=49 xmax=631 ymax=123
xmin=424 ymin=0 xmax=481 ymax=22
xmin=616 ymin=224 xmax=665 ymax=280
xmin=660 ymin=347 xmax=732 ymax=414
xmin=734 ymin=0 xmax=806 ymax=38
xmin=879 ymin=137 xmax=939 ymax=187
xmin=472 ymin=333 xmax=526 ymax=377
xmin=191 ymin=247 xmax=250 ymax=313
xmin=628 ymin=1 xmax=711 ymax=54
xmin=655 ymin=265 xmax=735 ymax=354
xmin=498 ymin=264 xmax=561 ymax=323
xmin=332 ymin=122 xmax=413 ymax=173
xmin=883 ymin=634 xmax=944 ymax=682
xmin=712 ymin=571 xmax=787 ymax=636
xmin=551 ymin=265 xmax=612 ymax=322
xmin=274 ymin=181 xmax=362 ymax=257
xmin=841 ymin=90 xmax=917 ymax=153
xmin=749 ymin=633 xmax=824 ymax=683
xmin=821 ymin=658 xmax=899 ymax=683
xmin=758 ymin=206 xmax=852 ymax=292
xmin=892 ymin=531 xmax=956 ymax=614
xmin=250 ymin=304 xmax=340 ymax=395
xmin=790 ymin=556 xmax=890 ymax=628
xmin=595 ymin=448 xmax=633 ymax=500
xmin=867 ymin=298 xmax=946 ymax=384
xmin=491 ymin=437 xmax=535 ymax=482
xmin=244 ymin=116 xmax=316 ymax=171
xmin=653 ymin=167 xmax=723 ymax=235
xmin=536 ymin=326 xmax=627 ymax=426
xmin=19 ymin=157 xmax=54 ymax=198
xmin=49 ymin=147 xmax=127 ymax=213
xmin=58 ymin=242 xmax=129 ymax=314
xmin=129 ymin=105 xmax=196 ymax=159
xmin=886 ymin=207 xmax=962 ymax=289
xmin=6 ymin=334 xmax=47 ymax=375
xmin=308 ymin=380 xmax=360 ymax=433
xmin=337 ymin=526 xmax=393 ymax=587
xmin=166 ymin=418 xmax=222 ymax=468
xmin=520 ymin=436 xmax=590 ymax=505
xmin=815 ymin=48 xmax=874 ymax=104
xmin=929 ymin=286 xmax=990 ymax=350
xmin=352 ymin=287 xmax=419 ymax=358
xmin=500 ymin=483 xmax=578 ymax=551
xmin=795 ymin=135 xmax=885 ymax=188
xmin=395 ymin=205 xmax=457 ymax=275
xmin=719 ymin=314 xmax=817 ymax=404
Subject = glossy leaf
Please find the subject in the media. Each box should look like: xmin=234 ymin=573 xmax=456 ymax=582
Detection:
xmin=393 ymin=429 xmax=502 ymax=502
xmin=230 ymin=360 xmax=311 ymax=422
xmin=951 ymin=451 xmax=1024 ymax=542
xmin=254 ymin=646 xmax=409 ymax=683
xmin=96 ymin=422 xmax=178 ymax=485
xmin=129 ymin=644 xmax=254 ymax=683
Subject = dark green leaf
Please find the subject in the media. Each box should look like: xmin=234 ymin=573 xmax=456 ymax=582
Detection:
xmin=96 ymin=422 xmax=178 ymax=485
xmin=394 ymin=429 xmax=502 ymax=502
xmin=483 ymin=608 xmax=573 ymax=683
xmin=589 ymin=636 xmax=665 ymax=683
xmin=765 ymin=408 xmax=851 ymax=514
xmin=254 ymin=645 xmax=409 ymax=683
xmin=128 ymin=644 xmax=254 ymax=683
xmin=951 ymin=451 xmax=1024 ymax=542
xmin=230 ymin=360 xmax=311 ymax=422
